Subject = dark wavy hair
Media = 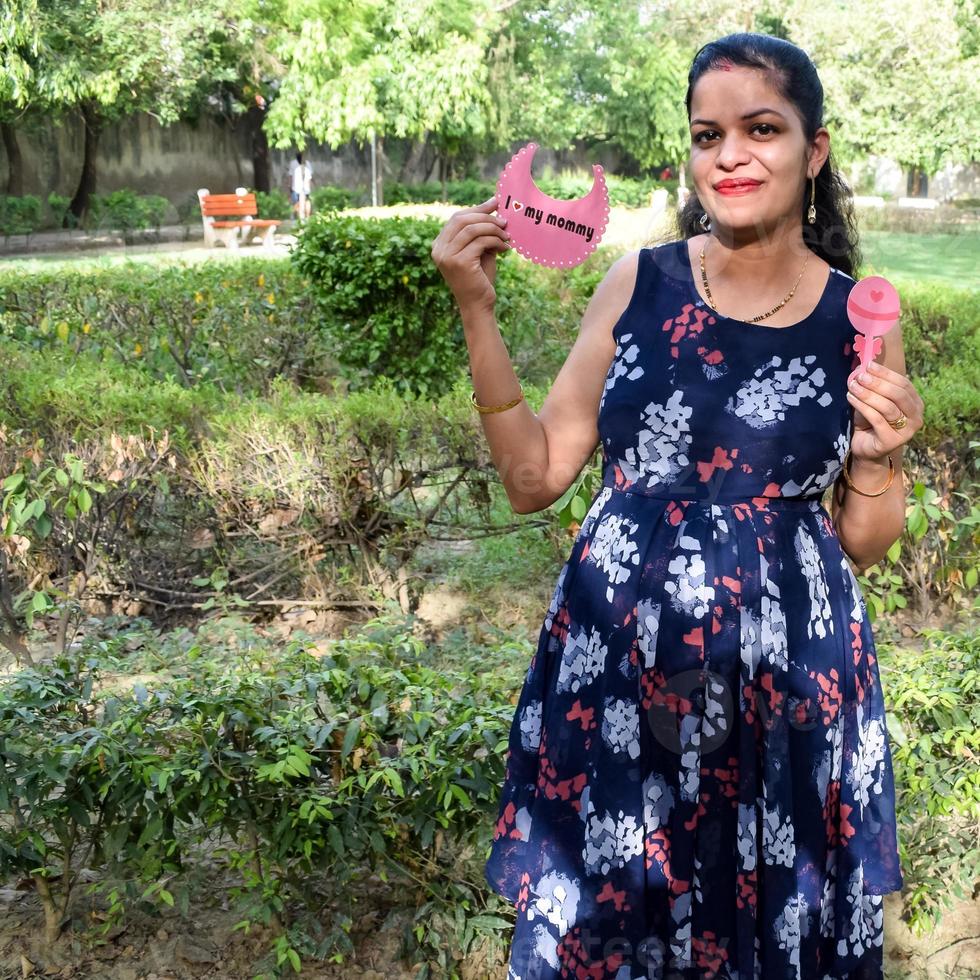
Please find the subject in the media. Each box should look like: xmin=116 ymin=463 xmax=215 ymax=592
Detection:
xmin=675 ymin=32 xmax=862 ymax=279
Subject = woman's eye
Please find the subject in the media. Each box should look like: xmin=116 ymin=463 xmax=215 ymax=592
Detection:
xmin=694 ymin=123 xmax=777 ymax=143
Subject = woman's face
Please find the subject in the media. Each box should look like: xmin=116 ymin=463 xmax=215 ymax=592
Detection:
xmin=688 ymin=65 xmax=827 ymax=237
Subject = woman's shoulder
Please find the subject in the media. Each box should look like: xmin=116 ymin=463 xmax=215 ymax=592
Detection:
xmin=826 ymin=261 xmax=857 ymax=286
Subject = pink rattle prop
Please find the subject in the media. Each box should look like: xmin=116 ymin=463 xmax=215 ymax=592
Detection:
xmin=495 ymin=142 xmax=610 ymax=269
xmin=846 ymin=275 xmax=900 ymax=380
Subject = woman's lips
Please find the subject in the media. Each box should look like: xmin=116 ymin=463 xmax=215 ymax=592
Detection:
xmin=715 ymin=182 xmax=762 ymax=196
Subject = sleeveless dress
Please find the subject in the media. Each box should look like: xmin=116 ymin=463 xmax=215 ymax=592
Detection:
xmin=484 ymin=239 xmax=905 ymax=980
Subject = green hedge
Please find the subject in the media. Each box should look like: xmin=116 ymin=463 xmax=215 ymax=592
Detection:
xmin=0 ymin=231 xmax=976 ymax=444
xmin=0 ymin=194 xmax=43 ymax=240
xmin=291 ymin=213 xmax=465 ymax=397
xmin=882 ymin=277 xmax=980 ymax=439
xmin=382 ymin=174 xmax=678 ymax=209
xmin=0 ymin=259 xmax=326 ymax=395
xmin=87 ymin=189 xmax=171 ymax=236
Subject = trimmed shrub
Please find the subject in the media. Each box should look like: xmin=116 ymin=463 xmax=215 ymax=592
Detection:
xmin=86 ymin=190 xmax=173 ymax=239
xmin=46 ymin=192 xmax=75 ymax=230
xmin=0 ymin=259 xmax=325 ymax=395
xmin=0 ymin=194 xmax=43 ymax=241
xmin=255 ymin=189 xmax=293 ymax=220
xmin=291 ymin=213 xmax=464 ymax=397
xmin=381 ymin=174 xmax=677 ymax=209
xmin=310 ymin=185 xmax=359 ymax=213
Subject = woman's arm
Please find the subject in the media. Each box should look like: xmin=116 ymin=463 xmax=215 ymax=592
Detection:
xmin=431 ymin=199 xmax=643 ymax=514
xmin=461 ymin=251 xmax=641 ymax=514
xmin=831 ymin=319 xmax=923 ymax=573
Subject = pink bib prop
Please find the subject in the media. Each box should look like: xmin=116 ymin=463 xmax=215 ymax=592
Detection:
xmin=846 ymin=275 xmax=900 ymax=380
xmin=495 ymin=142 xmax=610 ymax=269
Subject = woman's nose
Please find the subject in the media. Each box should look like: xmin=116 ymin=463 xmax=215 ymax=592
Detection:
xmin=713 ymin=134 xmax=753 ymax=168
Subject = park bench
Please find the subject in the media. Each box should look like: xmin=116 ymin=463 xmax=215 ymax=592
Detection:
xmin=197 ymin=187 xmax=281 ymax=248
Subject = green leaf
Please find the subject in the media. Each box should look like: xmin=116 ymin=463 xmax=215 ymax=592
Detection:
xmin=2 ymin=472 xmax=25 ymax=493
xmin=341 ymin=718 xmax=361 ymax=760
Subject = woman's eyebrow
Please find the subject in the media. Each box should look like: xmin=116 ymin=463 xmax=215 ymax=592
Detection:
xmin=690 ymin=108 xmax=787 ymax=127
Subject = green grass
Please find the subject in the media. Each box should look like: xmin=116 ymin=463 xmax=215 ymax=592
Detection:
xmin=0 ymin=242 xmax=288 ymax=275
xmin=3 ymin=218 xmax=978 ymax=289
xmin=859 ymin=230 xmax=980 ymax=288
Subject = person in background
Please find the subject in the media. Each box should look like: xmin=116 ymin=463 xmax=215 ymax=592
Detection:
xmin=288 ymin=152 xmax=313 ymax=220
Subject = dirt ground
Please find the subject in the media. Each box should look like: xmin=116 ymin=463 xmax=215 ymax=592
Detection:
xmin=2 ymin=878 xmax=978 ymax=979
xmin=0 ymin=870 xmax=431 ymax=979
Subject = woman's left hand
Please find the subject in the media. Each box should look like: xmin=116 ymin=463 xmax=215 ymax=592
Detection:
xmin=846 ymin=360 xmax=924 ymax=461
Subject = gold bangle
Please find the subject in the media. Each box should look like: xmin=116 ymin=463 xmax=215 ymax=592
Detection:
xmin=471 ymin=384 xmax=525 ymax=414
xmin=841 ymin=448 xmax=894 ymax=497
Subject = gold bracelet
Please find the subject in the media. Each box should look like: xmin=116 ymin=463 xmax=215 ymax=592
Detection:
xmin=841 ymin=448 xmax=894 ymax=497
xmin=471 ymin=384 xmax=525 ymax=415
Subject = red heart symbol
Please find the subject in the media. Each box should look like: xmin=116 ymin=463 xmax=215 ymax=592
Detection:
xmin=870 ymin=288 xmax=883 ymax=303
xmin=513 ymin=200 xmax=523 ymax=212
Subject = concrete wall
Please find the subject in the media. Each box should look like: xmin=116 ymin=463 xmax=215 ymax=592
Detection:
xmin=0 ymin=110 xmax=382 ymax=211
xmin=1 ymin=109 xmax=976 ymax=211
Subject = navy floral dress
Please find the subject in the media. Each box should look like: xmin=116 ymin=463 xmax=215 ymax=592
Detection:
xmin=484 ymin=239 xmax=904 ymax=980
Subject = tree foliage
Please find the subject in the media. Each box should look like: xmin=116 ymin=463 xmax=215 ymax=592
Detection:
xmin=1 ymin=0 xmax=978 ymax=192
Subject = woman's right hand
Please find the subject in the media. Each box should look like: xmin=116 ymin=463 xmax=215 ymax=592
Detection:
xmin=430 ymin=197 xmax=511 ymax=314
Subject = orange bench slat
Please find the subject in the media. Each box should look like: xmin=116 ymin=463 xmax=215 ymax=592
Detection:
xmin=203 ymin=194 xmax=257 ymax=204
xmin=210 ymin=219 xmax=282 ymax=228
xmin=203 ymin=206 xmax=256 ymax=216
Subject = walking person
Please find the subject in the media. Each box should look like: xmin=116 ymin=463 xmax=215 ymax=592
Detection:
xmin=432 ymin=31 xmax=922 ymax=980
xmin=289 ymin=151 xmax=313 ymax=220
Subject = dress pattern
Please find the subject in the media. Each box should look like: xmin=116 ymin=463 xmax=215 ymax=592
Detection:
xmin=484 ymin=240 xmax=904 ymax=980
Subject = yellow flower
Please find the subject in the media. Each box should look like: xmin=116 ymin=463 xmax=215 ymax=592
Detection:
xmin=401 ymin=275 xmax=409 ymax=285
xmin=194 ymin=291 xmax=204 ymax=303
xmin=82 ymin=322 xmax=91 ymax=334
xmin=258 ymin=273 xmax=265 ymax=288
xmin=266 ymin=292 xmax=275 ymax=305
xmin=133 ymin=342 xmax=143 ymax=356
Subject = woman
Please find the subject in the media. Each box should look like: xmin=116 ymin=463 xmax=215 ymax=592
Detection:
xmin=432 ymin=32 xmax=923 ymax=980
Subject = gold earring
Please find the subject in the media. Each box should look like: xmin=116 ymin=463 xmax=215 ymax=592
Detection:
xmin=807 ymin=175 xmax=816 ymax=224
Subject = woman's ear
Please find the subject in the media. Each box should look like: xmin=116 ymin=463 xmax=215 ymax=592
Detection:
xmin=809 ymin=128 xmax=831 ymax=174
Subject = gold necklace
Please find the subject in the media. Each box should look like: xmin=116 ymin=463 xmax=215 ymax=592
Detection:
xmin=699 ymin=239 xmax=809 ymax=323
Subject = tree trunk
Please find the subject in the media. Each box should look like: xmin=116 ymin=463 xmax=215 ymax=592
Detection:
xmin=375 ymin=133 xmax=385 ymax=207
xmin=1 ymin=122 xmax=24 ymax=196
xmin=422 ymin=144 xmax=438 ymax=182
xmin=246 ymin=103 xmax=271 ymax=193
xmin=68 ymin=102 xmax=101 ymax=225
xmin=34 ymin=873 xmax=64 ymax=944
xmin=397 ymin=135 xmax=428 ymax=183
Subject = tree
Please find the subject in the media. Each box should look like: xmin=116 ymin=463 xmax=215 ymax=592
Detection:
xmin=483 ymin=0 xmax=691 ymax=171
xmin=23 ymin=0 xmax=225 ymax=221
xmin=263 ymin=0 xmax=499 ymax=203
xmin=787 ymin=0 xmax=980 ymax=182
xmin=0 ymin=0 xmax=40 ymax=195
xmin=203 ymin=0 xmax=292 ymax=193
